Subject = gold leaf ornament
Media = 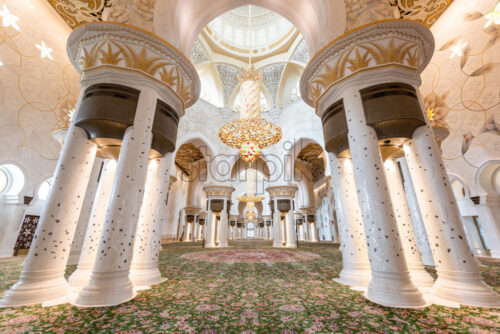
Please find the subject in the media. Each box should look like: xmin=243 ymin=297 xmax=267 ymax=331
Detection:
xmin=463 ymin=11 xmax=484 ymax=21
xmin=470 ymin=63 xmax=498 ymax=77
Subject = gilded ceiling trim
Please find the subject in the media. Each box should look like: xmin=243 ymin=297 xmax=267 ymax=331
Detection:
xmin=391 ymin=0 xmax=454 ymax=28
xmin=47 ymin=0 xmax=110 ymax=28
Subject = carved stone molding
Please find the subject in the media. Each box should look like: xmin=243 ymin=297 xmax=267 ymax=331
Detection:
xmin=184 ymin=206 xmax=202 ymax=215
xmin=300 ymin=20 xmax=434 ymax=108
xmin=266 ymin=185 xmax=298 ymax=200
xmin=67 ymin=22 xmax=200 ymax=109
xmin=203 ymin=185 xmax=235 ymax=199
xmin=299 ymin=206 xmax=316 ymax=215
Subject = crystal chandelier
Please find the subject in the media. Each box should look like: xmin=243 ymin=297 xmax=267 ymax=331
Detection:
xmin=218 ymin=5 xmax=282 ymax=167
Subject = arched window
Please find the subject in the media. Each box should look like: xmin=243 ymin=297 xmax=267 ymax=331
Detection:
xmin=247 ymin=222 xmax=255 ymax=238
xmin=0 ymin=169 xmax=7 ymax=194
xmin=223 ymin=24 xmax=232 ymax=41
xmin=0 ymin=164 xmax=25 ymax=196
xmin=235 ymin=29 xmax=244 ymax=45
xmin=37 ymin=178 xmax=52 ymax=200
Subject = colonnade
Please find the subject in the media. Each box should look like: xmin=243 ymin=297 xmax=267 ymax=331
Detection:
xmin=0 ymin=23 xmax=200 ymax=307
xmin=301 ymin=20 xmax=500 ymax=308
xmin=266 ymin=185 xmax=298 ymax=248
xmin=202 ymin=186 xmax=234 ymax=248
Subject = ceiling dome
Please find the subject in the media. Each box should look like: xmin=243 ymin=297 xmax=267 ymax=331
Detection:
xmin=205 ymin=5 xmax=296 ymax=59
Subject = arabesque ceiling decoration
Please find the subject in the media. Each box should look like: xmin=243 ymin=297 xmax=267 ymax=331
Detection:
xmin=296 ymin=143 xmax=325 ymax=183
xmin=47 ymin=0 xmax=110 ymax=28
xmin=175 ymin=143 xmax=205 ymax=176
xmin=48 ymin=1 xmax=453 ymax=31
xmin=390 ymin=0 xmax=454 ymax=27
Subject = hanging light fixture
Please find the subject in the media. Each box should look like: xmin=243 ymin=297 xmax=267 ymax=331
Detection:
xmin=218 ymin=5 xmax=282 ymax=167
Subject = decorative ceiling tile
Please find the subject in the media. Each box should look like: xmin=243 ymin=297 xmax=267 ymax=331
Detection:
xmin=296 ymin=143 xmax=325 ymax=183
xmin=391 ymin=0 xmax=454 ymax=27
xmin=261 ymin=63 xmax=285 ymax=106
xmin=291 ymin=39 xmax=310 ymax=64
xmin=215 ymin=63 xmax=240 ymax=106
xmin=47 ymin=0 xmax=110 ymax=28
xmin=191 ymin=39 xmax=210 ymax=65
xmin=175 ymin=143 xmax=205 ymax=176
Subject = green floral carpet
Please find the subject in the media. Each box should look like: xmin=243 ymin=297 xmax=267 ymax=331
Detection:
xmin=1 ymin=241 xmax=500 ymax=333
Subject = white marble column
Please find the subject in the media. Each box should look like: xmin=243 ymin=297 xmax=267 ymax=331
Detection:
xmin=0 ymin=97 xmax=98 ymax=307
xmin=219 ymin=201 xmax=229 ymax=247
xmin=310 ymin=222 xmax=319 ymax=242
xmin=329 ymin=154 xmax=371 ymax=288
xmin=285 ymin=206 xmax=297 ymax=248
xmin=280 ymin=219 xmax=286 ymax=246
xmin=184 ymin=223 xmax=192 ymax=243
xmin=205 ymin=211 xmax=216 ymax=247
xmin=75 ymin=87 xmax=158 ymax=307
xmin=405 ymin=125 xmax=500 ymax=307
xmin=476 ymin=196 xmax=500 ymax=259
xmin=68 ymin=159 xmax=117 ymax=291
xmin=297 ymin=223 xmax=304 ymax=241
xmin=399 ymin=158 xmax=434 ymax=266
xmin=384 ymin=158 xmax=434 ymax=291
xmin=304 ymin=215 xmax=310 ymax=241
xmin=344 ymin=87 xmax=425 ymax=308
xmin=68 ymin=158 xmax=103 ymax=265
xmin=130 ymin=153 xmax=172 ymax=289
xmin=272 ymin=201 xmax=282 ymax=247
xmin=194 ymin=218 xmax=200 ymax=241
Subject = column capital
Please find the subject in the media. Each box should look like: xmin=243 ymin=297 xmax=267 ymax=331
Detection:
xmin=184 ymin=206 xmax=202 ymax=215
xmin=300 ymin=20 xmax=434 ymax=112
xmin=299 ymin=206 xmax=316 ymax=215
xmin=67 ymin=22 xmax=200 ymax=111
xmin=265 ymin=185 xmax=298 ymax=200
xmin=202 ymin=185 xmax=235 ymax=200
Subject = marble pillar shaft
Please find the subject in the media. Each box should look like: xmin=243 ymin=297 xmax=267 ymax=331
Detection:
xmin=285 ymin=207 xmax=297 ymax=248
xmin=68 ymin=158 xmax=103 ymax=265
xmin=130 ymin=153 xmax=172 ymax=288
xmin=75 ymin=87 xmax=158 ymax=307
xmin=399 ymin=158 xmax=434 ymax=266
xmin=405 ymin=125 xmax=500 ymax=307
xmin=329 ymin=154 xmax=371 ymax=288
xmin=0 ymin=86 xmax=98 ymax=306
xmin=68 ymin=159 xmax=117 ymax=290
xmin=344 ymin=87 xmax=424 ymax=307
xmin=272 ymin=200 xmax=282 ymax=247
xmin=384 ymin=158 xmax=434 ymax=289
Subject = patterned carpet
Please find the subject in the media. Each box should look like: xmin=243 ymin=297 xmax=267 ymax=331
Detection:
xmin=1 ymin=241 xmax=500 ymax=333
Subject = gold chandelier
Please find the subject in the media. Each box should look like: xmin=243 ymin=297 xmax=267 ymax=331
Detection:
xmin=218 ymin=5 xmax=282 ymax=166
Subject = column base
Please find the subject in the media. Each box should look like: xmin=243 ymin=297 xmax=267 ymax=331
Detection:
xmin=129 ymin=261 xmax=166 ymax=289
xmin=285 ymin=242 xmax=297 ymax=248
xmin=67 ymin=266 xmax=92 ymax=289
xmin=365 ymin=270 xmax=428 ymax=308
xmin=273 ymin=242 xmax=283 ymax=248
xmin=408 ymin=264 xmax=435 ymax=290
xmin=431 ymin=269 xmax=500 ymax=308
xmin=130 ymin=266 xmax=166 ymax=290
xmin=72 ymin=270 xmax=136 ymax=307
xmin=334 ymin=263 xmax=371 ymax=289
xmin=0 ymin=269 xmax=68 ymax=307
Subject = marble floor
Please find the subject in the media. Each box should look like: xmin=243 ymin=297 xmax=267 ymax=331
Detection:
xmin=1 ymin=241 xmax=499 ymax=333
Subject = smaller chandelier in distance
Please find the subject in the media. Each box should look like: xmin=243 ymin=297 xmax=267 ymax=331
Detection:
xmin=237 ymin=193 xmax=265 ymax=203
